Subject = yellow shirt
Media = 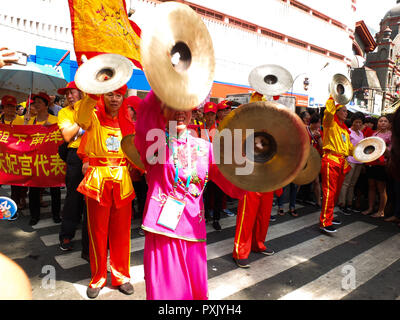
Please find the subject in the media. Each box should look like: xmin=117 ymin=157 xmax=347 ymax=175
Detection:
xmin=73 ymin=95 xmax=134 ymax=205
xmin=31 ymin=114 xmax=58 ymax=125
xmin=58 ymin=105 xmax=82 ymax=149
xmin=322 ymin=97 xmax=353 ymax=157
xmin=2 ymin=115 xmax=25 ymax=125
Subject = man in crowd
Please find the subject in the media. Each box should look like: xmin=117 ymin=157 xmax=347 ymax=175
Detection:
xmin=73 ymin=85 xmax=135 ymax=299
xmin=319 ymin=96 xmax=353 ymax=233
xmin=56 ymin=81 xmax=89 ymax=261
xmin=1 ymin=95 xmax=27 ymax=219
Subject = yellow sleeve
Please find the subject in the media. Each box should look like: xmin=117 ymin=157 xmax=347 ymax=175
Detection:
xmin=57 ymin=107 xmax=73 ymax=130
xmin=73 ymin=95 xmax=98 ymax=130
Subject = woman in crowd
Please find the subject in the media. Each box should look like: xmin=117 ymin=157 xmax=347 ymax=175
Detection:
xmin=134 ymin=91 xmax=245 ymax=300
xmin=27 ymin=92 xmax=61 ymax=225
xmin=362 ymin=115 xmax=392 ymax=218
xmin=307 ymin=112 xmax=323 ymax=207
xmin=338 ymin=112 xmax=365 ymax=214
xmin=387 ymin=107 xmax=400 ymax=227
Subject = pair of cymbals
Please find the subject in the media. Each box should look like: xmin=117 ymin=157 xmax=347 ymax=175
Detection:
xmin=329 ymin=73 xmax=353 ymax=106
xmin=292 ymin=147 xmax=321 ymax=185
xmin=215 ymin=100 xmax=310 ymax=192
xmin=353 ymin=136 xmax=386 ymax=163
xmin=248 ymin=64 xmax=294 ymax=97
xmin=140 ymin=2 xmax=215 ymax=111
xmin=121 ymin=134 xmax=145 ymax=171
xmin=74 ymin=53 xmax=134 ymax=94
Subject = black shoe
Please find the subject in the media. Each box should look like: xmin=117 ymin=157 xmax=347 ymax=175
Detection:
xmin=86 ymin=286 xmax=101 ymax=299
xmin=53 ymin=215 xmax=61 ymax=223
xmin=233 ymin=258 xmax=250 ymax=269
xmin=340 ymin=207 xmax=352 ymax=216
xmin=260 ymin=248 xmax=275 ymax=256
xmin=119 ymin=282 xmax=134 ymax=295
xmin=320 ymin=225 xmax=337 ymax=233
xmin=269 ymin=215 xmax=277 ymax=222
xmin=59 ymin=238 xmax=73 ymax=251
xmin=212 ymin=221 xmax=222 ymax=231
xmin=29 ymin=218 xmax=39 ymax=226
xmin=332 ymin=218 xmax=342 ymax=225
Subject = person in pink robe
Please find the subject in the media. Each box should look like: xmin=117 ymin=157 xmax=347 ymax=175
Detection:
xmin=134 ymin=91 xmax=245 ymax=300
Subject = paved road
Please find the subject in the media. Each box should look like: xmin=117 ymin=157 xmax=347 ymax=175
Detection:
xmin=1 ymin=184 xmax=400 ymax=301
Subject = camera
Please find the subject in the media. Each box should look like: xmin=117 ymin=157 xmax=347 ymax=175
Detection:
xmin=1 ymin=50 xmax=28 ymax=66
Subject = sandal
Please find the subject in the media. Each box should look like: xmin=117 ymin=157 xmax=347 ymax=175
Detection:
xmin=289 ymin=209 xmax=298 ymax=217
xmin=371 ymin=212 xmax=384 ymax=218
xmin=278 ymin=208 xmax=285 ymax=216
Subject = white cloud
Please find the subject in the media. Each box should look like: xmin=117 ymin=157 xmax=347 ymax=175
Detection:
xmin=356 ymin=0 xmax=397 ymax=33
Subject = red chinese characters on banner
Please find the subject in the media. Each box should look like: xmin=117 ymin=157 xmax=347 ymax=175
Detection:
xmin=0 ymin=124 xmax=66 ymax=187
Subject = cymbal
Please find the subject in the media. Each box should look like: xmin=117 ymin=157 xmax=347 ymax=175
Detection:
xmin=121 ymin=134 xmax=145 ymax=171
xmin=248 ymin=64 xmax=293 ymax=96
xmin=74 ymin=54 xmax=134 ymax=94
xmin=353 ymin=136 xmax=386 ymax=163
xmin=140 ymin=2 xmax=215 ymax=111
xmin=329 ymin=73 xmax=353 ymax=105
xmin=214 ymin=101 xmax=310 ymax=192
xmin=292 ymin=147 xmax=321 ymax=185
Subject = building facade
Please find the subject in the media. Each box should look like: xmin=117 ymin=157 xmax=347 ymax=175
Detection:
xmin=1 ymin=0 xmax=357 ymax=108
xmin=364 ymin=0 xmax=400 ymax=113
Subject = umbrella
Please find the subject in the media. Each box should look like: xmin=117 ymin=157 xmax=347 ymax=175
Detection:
xmin=0 ymin=61 xmax=67 ymax=96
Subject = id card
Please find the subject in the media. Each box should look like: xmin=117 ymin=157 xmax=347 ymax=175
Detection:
xmin=157 ymin=196 xmax=186 ymax=230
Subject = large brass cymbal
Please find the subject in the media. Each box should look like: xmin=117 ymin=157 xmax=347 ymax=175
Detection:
xmin=329 ymin=73 xmax=353 ymax=105
xmin=292 ymin=147 xmax=321 ymax=185
xmin=353 ymin=136 xmax=386 ymax=163
xmin=248 ymin=64 xmax=293 ymax=96
xmin=74 ymin=54 xmax=134 ymax=94
xmin=121 ymin=134 xmax=145 ymax=171
xmin=214 ymin=101 xmax=310 ymax=192
xmin=140 ymin=2 xmax=215 ymax=111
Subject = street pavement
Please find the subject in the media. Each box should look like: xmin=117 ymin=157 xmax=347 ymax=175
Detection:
xmin=1 ymin=184 xmax=400 ymax=301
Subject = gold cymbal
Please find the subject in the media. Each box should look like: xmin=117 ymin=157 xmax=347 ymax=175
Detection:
xmin=121 ymin=134 xmax=145 ymax=171
xmin=353 ymin=136 xmax=386 ymax=163
xmin=329 ymin=73 xmax=353 ymax=105
xmin=248 ymin=64 xmax=293 ymax=96
xmin=74 ymin=53 xmax=134 ymax=94
xmin=140 ymin=2 xmax=215 ymax=111
xmin=292 ymin=147 xmax=321 ymax=185
xmin=214 ymin=101 xmax=310 ymax=192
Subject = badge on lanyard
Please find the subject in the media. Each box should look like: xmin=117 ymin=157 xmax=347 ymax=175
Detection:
xmin=157 ymin=196 xmax=186 ymax=230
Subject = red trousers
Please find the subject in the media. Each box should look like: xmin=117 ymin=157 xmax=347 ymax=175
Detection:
xmin=86 ymin=195 xmax=132 ymax=288
xmin=320 ymin=154 xmax=350 ymax=227
xmin=233 ymin=191 xmax=274 ymax=260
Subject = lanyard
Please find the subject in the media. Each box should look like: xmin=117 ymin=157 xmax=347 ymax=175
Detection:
xmin=166 ymin=131 xmax=192 ymax=194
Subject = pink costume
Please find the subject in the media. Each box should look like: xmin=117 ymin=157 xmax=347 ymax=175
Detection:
xmin=135 ymin=91 xmax=244 ymax=300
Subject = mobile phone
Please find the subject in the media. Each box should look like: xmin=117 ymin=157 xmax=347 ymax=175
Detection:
xmin=1 ymin=50 xmax=28 ymax=66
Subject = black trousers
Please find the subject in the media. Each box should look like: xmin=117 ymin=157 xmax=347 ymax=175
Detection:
xmin=132 ymin=175 xmax=148 ymax=218
xmin=29 ymin=187 xmax=61 ymax=219
xmin=58 ymin=148 xmax=89 ymax=254
xmin=203 ymin=181 xmax=224 ymax=221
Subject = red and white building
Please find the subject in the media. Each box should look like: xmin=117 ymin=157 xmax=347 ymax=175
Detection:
xmin=1 ymin=0 xmax=359 ymax=108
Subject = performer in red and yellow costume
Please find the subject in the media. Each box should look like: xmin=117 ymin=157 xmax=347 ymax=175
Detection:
xmin=233 ymin=189 xmax=282 ymax=268
xmin=73 ymin=85 xmax=136 ymax=298
xmin=320 ymin=96 xmax=353 ymax=233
